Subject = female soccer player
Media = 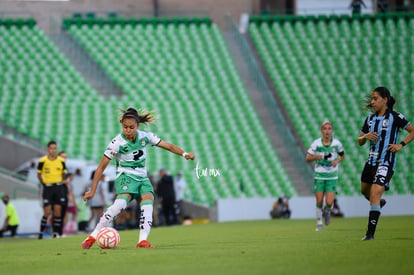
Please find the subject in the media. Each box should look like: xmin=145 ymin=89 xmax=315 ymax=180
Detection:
xmin=81 ymin=108 xmax=195 ymax=249
xmin=306 ymin=120 xmax=345 ymax=231
xmin=358 ymin=87 xmax=414 ymax=240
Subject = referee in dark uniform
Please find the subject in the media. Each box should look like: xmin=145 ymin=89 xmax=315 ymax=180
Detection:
xmin=37 ymin=141 xmax=68 ymax=239
xmin=358 ymin=87 xmax=414 ymax=240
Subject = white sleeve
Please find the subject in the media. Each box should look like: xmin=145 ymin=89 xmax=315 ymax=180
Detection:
xmin=338 ymin=140 xmax=345 ymax=154
xmin=307 ymin=140 xmax=317 ymax=155
xmin=147 ymin=132 xmax=161 ymax=146
xmin=103 ymin=137 xmax=120 ymax=159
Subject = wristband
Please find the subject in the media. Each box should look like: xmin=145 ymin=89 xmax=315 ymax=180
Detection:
xmin=182 ymin=152 xmax=189 ymax=158
xmin=400 ymin=141 xmax=406 ymax=147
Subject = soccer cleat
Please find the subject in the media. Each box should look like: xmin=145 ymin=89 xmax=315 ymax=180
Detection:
xmin=315 ymin=224 xmax=323 ymax=231
xmin=81 ymin=236 xmax=96 ymax=249
xmin=324 ymin=212 xmax=331 ymax=226
xmin=362 ymin=234 xmax=374 ymax=241
xmin=38 ymin=233 xmax=43 ymax=240
xmin=380 ymin=199 xmax=387 ymax=209
xmin=136 ymin=240 xmax=155 ymax=248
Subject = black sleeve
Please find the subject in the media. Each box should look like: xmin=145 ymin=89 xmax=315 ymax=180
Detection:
xmin=37 ymin=161 xmax=44 ymax=171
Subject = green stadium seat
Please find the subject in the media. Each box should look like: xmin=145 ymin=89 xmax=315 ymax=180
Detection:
xmin=61 ymin=18 xmax=297 ymax=204
xmin=248 ymin=13 xmax=413 ymax=196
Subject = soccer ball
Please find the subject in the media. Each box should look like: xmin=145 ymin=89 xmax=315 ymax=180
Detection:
xmin=96 ymin=227 xmax=120 ymax=249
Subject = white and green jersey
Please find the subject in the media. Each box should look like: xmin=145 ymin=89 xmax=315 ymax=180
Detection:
xmin=307 ymin=138 xmax=344 ymax=180
xmin=104 ymin=131 xmax=161 ymax=177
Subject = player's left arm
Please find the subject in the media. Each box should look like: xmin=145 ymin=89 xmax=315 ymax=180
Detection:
xmin=331 ymin=151 xmax=345 ymax=167
xmin=388 ymin=124 xmax=414 ymax=153
xmin=156 ymin=140 xmax=195 ymax=160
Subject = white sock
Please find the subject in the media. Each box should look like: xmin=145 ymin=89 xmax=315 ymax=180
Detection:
xmin=90 ymin=199 xmax=127 ymax=238
xmin=138 ymin=204 xmax=153 ymax=242
xmin=316 ymin=208 xmax=323 ymax=225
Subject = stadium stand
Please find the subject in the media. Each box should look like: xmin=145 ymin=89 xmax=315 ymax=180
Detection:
xmin=248 ymin=12 xmax=414 ymax=196
xmin=0 ymin=17 xmax=297 ymax=206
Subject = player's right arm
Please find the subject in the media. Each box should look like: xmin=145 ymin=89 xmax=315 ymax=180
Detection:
xmin=358 ymin=116 xmax=378 ymax=146
xmin=84 ymin=137 xmax=119 ymax=202
xmin=358 ymin=132 xmax=367 ymax=146
xmin=37 ymin=160 xmax=44 ymax=184
xmin=306 ymin=153 xmax=322 ymax=162
xmin=84 ymin=156 xmax=111 ymax=201
xmin=358 ymin=132 xmax=378 ymax=146
xmin=305 ymin=140 xmax=322 ymax=163
xmin=37 ymin=173 xmax=43 ymax=184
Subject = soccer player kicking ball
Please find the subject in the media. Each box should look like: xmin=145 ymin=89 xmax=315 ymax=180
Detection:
xmin=81 ymin=108 xmax=195 ymax=249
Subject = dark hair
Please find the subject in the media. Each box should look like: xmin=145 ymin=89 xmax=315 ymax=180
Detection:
xmin=90 ymin=170 xmax=104 ymax=180
xmin=365 ymin=86 xmax=396 ymax=111
xmin=47 ymin=140 xmax=57 ymax=147
xmin=120 ymin=107 xmax=156 ymax=125
xmin=90 ymin=170 xmax=96 ymax=180
xmin=64 ymin=172 xmax=74 ymax=180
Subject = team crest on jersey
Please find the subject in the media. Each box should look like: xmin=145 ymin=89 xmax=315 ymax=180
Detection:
xmin=382 ymin=119 xmax=389 ymax=129
xmin=122 ymin=185 xmax=128 ymax=191
xmin=140 ymin=138 xmax=146 ymax=147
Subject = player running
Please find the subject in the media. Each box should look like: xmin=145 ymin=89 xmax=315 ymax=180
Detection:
xmin=358 ymin=87 xmax=414 ymax=240
xmin=306 ymin=120 xmax=345 ymax=231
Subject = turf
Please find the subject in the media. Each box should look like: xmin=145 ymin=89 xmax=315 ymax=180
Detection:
xmin=1 ymin=216 xmax=414 ymax=275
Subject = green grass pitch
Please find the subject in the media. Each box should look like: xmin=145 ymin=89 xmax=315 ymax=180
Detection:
xmin=1 ymin=216 xmax=414 ymax=275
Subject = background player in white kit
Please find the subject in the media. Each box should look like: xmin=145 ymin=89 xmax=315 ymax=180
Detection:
xmin=306 ymin=121 xmax=345 ymax=231
xmin=82 ymin=108 xmax=195 ymax=249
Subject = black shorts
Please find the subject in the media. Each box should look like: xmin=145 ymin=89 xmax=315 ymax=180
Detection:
xmin=42 ymin=184 xmax=67 ymax=206
xmin=361 ymin=163 xmax=394 ymax=191
xmin=61 ymin=184 xmax=69 ymax=207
